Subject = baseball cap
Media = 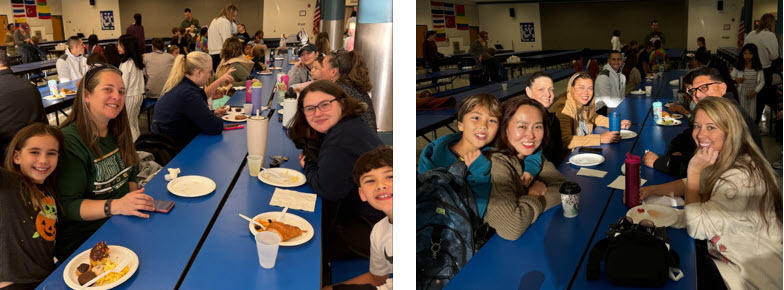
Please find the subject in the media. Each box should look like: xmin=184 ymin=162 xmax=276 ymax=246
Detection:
xmin=298 ymin=43 xmax=317 ymax=56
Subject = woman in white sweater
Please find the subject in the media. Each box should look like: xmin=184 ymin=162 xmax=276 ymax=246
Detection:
xmin=117 ymin=34 xmax=146 ymax=141
xmin=641 ymin=97 xmax=782 ymax=290
xmin=207 ymin=4 xmax=238 ymax=71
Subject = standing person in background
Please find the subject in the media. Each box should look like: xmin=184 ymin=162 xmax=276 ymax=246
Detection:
xmin=744 ymin=13 xmax=779 ymax=126
xmin=469 ymin=31 xmax=502 ymax=82
xmin=611 ymin=30 xmax=621 ymax=51
xmin=4 ymin=24 xmax=16 ymax=56
xmin=316 ymin=32 xmax=330 ymax=55
xmin=731 ymin=43 xmax=765 ymax=119
xmin=171 ymin=27 xmax=189 ymax=55
xmin=594 ymin=50 xmax=626 ymax=114
xmin=622 ymin=53 xmax=642 ymax=95
xmin=208 ymin=3 xmax=239 ymax=71
xmin=423 ymin=31 xmax=443 ymax=72
xmin=103 ymin=44 xmax=121 ymax=67
xmin=696 ymin=37 xmax=706 ymax=56
xmin=87 ymin=34 xmax=103 ymax=55
xmin=643 ymin=20 xmax=664 ymax=45
xmin=345 ymin=10 xmax=357 ymax=34
xmin=251 ymin=30 xmax=266 ymax=48
xmin=55 ymin=36 xmax=88 ymax=83
xmin=117 ymin=35 xmax=146 ymax=141
xmin=0 ymin=52 xmax=46 ymax=160
xmin=14 ymin=23 xmax=31 ymax=61
xmin=143 ymin=38 xmax=174 ymax=99
xmin=125 ymin=13 xmax=145 ymax=54
xmin=180 ymin=8 xmax=200 ymax=34
xmin=235 ymin=24 xmax=250 ymax=45
xmin=194 ymin=27 xmax=208 ymax=52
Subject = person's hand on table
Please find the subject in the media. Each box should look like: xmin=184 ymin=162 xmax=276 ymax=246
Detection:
xmin=111 ymin=188 xmax=154 ymax=218
xmin=643 ymin=151 xmax=658 ymax=168
xmin=620 ymin=120 xmax=631 ymax=129
xmin=640 ymin=184 xmax=676 ymax=200
xmin=299 ymin=153 xmax=306 ymax=168
xmin=600 ymin=131 xmax=620 ymax=143
xmin=462 ymin=150 xmax=480 ymax=168
xmin=528 ymin=180 xmax=546 ymax=197
xmin=688 ymin=147 xmax=718 ymax=174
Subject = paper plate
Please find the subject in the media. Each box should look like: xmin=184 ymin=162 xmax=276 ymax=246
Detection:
xmin=631 ymin=90 xmax=645 ymax=95
xmin=258 ymin=168 xmax=307 ymax=188
xmin=227 ymin=107 xmax=245 ymax=115
xmin=626 ymin=204 xmax=679 ymax=227
xmin=167 ymin=175 xmax=216 ymax=197
xmin=620 ymin=130 xmax=637 ymax=139
xmin=671 ymin=113 xmax=684 ymax=120
xmin=63 ymin=245 xmax=139 ymax=290
xmin=233 ymin=86 xmax=245 ymax=90
xmin=248 ymin=211 xmax=315 ymax=246
xmin=43 ymin=94 xmax=68 ymax=100
xmin=656 ymin=118 xmax=682 ymax=126
xmin=669 ymin=80 xmax=679 ymax=86
xmin=222 ymin=115 xmax=247 ymax=122
xmin=569 ymin=153 xmax=605 ymax=167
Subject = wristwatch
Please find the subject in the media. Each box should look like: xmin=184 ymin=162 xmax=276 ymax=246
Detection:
xmin=104 ymin=199 xmax=113 ymax=217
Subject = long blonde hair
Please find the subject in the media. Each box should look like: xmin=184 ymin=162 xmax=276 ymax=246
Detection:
xmin=756 ymin=13 xmax=776 ymax=33
xmin=60 ymin=66 xmax=139 ymax=167
xmin=215 ymin=4 xmax=238 ymax=22
xmin=160 ymin=51 xmax=211 ymax=96
xmin=694 ymin=97 xmax=782 ymax=230
xmin=564 ymin=72 xmax=598 ymax=124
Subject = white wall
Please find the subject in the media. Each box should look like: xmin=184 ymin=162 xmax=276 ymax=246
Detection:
xmin=687 ymin=0 xmax=743 ymax=51
xmin=61 ymin=0 xmax=121 ymax=39
xmin=477 ymin=3 xmax=541 ymax=52
xmin=752 ymin=0 xmax=777 ymax=22
xmin=416 ymin=0 xmax=479 ymax=55
xmin=263 ymin=0 xmax=316 ymax=37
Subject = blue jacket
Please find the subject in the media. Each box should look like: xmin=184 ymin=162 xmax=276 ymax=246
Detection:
xmin=418 ymin=133 xmax=543 ymax=217
xmin=152 ymin=77 xmax=224 ymax=149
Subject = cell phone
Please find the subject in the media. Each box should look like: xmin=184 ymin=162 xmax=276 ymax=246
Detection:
xmin=152 ymin=200 xmax=175 ymax=213
xmin=224 ymin=124 xmax=244 ymax=130
xmin=578 ymin=147 xmax=603 ymax=154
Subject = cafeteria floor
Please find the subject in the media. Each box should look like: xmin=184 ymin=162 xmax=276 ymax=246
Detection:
xmin=415 ymin=75 xmax=784 ymax=185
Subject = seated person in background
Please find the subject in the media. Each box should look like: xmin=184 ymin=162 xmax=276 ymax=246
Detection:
xmin=289 ymin=55 xmax=326 ymax=92
xmin=21 ymin=36 xmax=46 ymax=62
xmin=0 ymin=52 xmax=46 ymax=160
xmin=171 ymin=27 xmax=189 ymax=54
xmin=621 ymin=40 xmax=639 ymax=57
xmin=288 ymin=43 xmax=318 ymax=86
xmin=322 ymin=50 xmax=378 ymax=130
xmin=251 ymin=30 xmax=267 ymax=49
xmin=143 ymin=38 xmax=175 ymax=99
xmin=594 ymin=50 xmax=626 ymax=114
xmin=55 ymin=65 xmax=153 ymax=261
xmin=695 ymin=36 xmax=706 ymax=56
xmin=153 ymin=51 xmax=235 ymax=149
xmin=215 ymin=37 xmax=253 ymax=87
xmin=55 ymin=36 xmax=88 ymax=83
xmin=287 ymin=81 xmax=384 ymax=261
xmin=234 ymin=24 xmax=250 ymax=45
xmin=194 ymin=26 xmax=208 ymax=52
xmin=250 ymin=44 xmax=267 ymax=73
xmin=102 ymin=44 xmax=121 ymax=67
xmin=422 ymin=30 xmax=444 ymax=72
xmin=87 ymin=34 xmax=103 ymax=55
xmin=324 ymin=146 xmax=393 ymax=290
xmin=641 ymin=97 xmax=782 ymax=290
xmin=622 ymin=54 xmax=642 ymax=95
xmin=637 ymin=41 xmax=655 ymax=76
xmin=525 ymin=71 xmax=565 ymax=166
xmin=556 ymin=73 xmax=630 ymax=152
xmin=168 ymin=45 xmax=180 ymax=57
xmin=573 ymin=48 xmax=600 ymax=80
xmin=243 ymin=43 xmax=253 ymax=60
xmin=86 ymin=53 xmax=106 ymax=66
xmin=485 ymin=97 xmax=567 ymax=240
xmin=649 ymin=40 xmax=668 ymax=71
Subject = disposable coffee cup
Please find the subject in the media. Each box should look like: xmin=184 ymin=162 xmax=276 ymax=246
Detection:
xmin=501 ymin=83 xmax=508 ymax=91
xmin=255 ymin=231 xmax=281 ymax=269
xmin=559 ymin=182 xmax=581 ymax=218
xmin=246 ymin=116 xmax=269 ymax=161
xmin=645 ymin=86 xmax=653 ymax=97
xmin=247 ymin=155 xmax=263 ymax=176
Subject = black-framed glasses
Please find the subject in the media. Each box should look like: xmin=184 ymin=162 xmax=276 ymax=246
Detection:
xmin=303 ymin=99 xmax=338 ymax=116
xmin=686 ymin=82 xmax=720 ymax=96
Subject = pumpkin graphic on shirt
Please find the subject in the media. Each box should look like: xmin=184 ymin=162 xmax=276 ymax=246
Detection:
xmin=32 ymin=196 xmax=57 ymax=241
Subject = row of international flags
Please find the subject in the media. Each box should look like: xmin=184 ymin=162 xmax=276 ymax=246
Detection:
xmin=431 ymin=2 xmax=468 ymax=42
xmin=11 ymin=0 xmax=51 ymax=26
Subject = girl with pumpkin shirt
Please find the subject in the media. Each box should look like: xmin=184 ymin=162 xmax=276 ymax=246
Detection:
xmin=0 ymin=123 xmax=64 ymax=290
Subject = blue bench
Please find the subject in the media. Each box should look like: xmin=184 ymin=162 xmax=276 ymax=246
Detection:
xmin=416 ymin=81 xmax=452 ymax=92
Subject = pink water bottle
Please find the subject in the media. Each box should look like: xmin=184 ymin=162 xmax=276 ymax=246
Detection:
xmin=624 ymin=153 xmax=641 ymax=208
xmin=245 ymin=79 xmax=252 ymax=103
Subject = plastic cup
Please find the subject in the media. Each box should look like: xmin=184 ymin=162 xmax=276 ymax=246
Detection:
xmin=501 ymin=83 xmax=508 ymax=90
xmin=255 ymin=231 xmax=281 ymax=269
xmin=247 ymin=155 xmax=263 ymax=176
xmin=243 ymin=104 xmax=253 ymax=115
xmin=645 ymin=86 xmax=653 ymax=97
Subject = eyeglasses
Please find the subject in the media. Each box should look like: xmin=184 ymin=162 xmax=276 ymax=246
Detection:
xmin=686 ymin=82 xmax=720 ymax=96
xmin=303 ymin=99 xmax=338 ymax=116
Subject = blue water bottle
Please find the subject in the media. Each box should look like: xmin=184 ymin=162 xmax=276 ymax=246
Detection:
xmin=609 ymin=111 xmax=620 ymax=132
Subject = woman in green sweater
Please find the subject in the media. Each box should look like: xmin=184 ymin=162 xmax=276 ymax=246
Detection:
xmin=485 ymin=96 xmax=567 ymax=240
xmin=54 ymin=64 xmax=154 ymax=261
xmin=215 ymin=37 xmax=253 ymax=87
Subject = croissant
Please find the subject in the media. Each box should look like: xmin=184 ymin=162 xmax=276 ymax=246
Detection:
xmin=265 ymin=221 xmax=304 ymax=241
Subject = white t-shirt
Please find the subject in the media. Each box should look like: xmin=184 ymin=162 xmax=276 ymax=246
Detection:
xmin=369 ymin=217 xmax=392 ymax=289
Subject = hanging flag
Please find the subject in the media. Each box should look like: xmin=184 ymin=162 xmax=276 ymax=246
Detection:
xmin=24 ymin=0 xmax=37 ymax=17
xmin=737 ymin=6 xmax=745 ymax=48
xmin=313 ymin=0 xmax=321 ymax=36
xmin=38 ymin=5 xmax=50 ymax=19
xmin=431 ymin=1 xmax=446 ymax=42
xmin=443 ymin=2 xmax=455 ymax=28
xmin=37 ymin=0 xmax=45 ymax=5
xmin=456 ymin=4 xmax=468 ymax=30
xmin=12 ymin=0 xmax=25 ymax=19
xmin=14 ymin=18 xmax=26 ymax=27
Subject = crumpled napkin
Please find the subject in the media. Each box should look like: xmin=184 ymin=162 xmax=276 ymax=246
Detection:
xmin=164 ymin=168 xmax=181 ymax=181
xmin=270 ymin=188 xmax=317 ymax=212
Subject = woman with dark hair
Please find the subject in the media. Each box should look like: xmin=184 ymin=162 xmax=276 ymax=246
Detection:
xmin=744 ymin=13 xmax=779 ymax=124
xmin=287 ymin=80 xmax=383 ymax=260
xmin=485 ymin=96 xmax=567 ymax=240
xmin=611 ymin=29 xmax=621 ymax=51
xmin=215 ymin=37 xmax=253 ymax=87
xmin=316 ymin=32 xmax=330 ymax=55
xmin=54 ymin=64 xmax=153 ymax=261
xmin=102 ymin=44 xmax=121 ymax=67
xmin=622 ymin=53 xmax=641 ymax=95
xmin=322 ymin=50 xmax=377 ymax=130
xmin=525 ymin=71 xmax=564 ymax=165
xmin=731 ymin=43 xmax=764 ymax=118
xmin=87 ymin=34 xmax=103 ymax=55
xmin=125 ymin=13 xmax=145 ymax=53
xmin=117 ymin=34 xmax=146 ymax=141
xmin=423 ymin=30 xmax=443 ymax=72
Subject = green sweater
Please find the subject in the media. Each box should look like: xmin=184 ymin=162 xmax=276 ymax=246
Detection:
xmin=54 ymin=124 xmax=137 ymax=260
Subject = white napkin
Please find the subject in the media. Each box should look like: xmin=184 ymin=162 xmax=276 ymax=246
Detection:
xmin=669 ymin=208 xmax=686 ymax=229
xmin=164 ymin=168 xmax=181 ymax=181
xmin=643 ymin=195 xmax=685 ymax=207
xmin=576 ymin=168 xmax=607 ymax=178
xmin=270 ymin=188 xmax=317 ymax=212
xmin=607 ymin=175 xmax=647 ymax=190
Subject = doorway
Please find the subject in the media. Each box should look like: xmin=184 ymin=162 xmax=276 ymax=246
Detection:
xmin=416 ymin=25 xmax=428 ymax=58
xmin=51 ymin=15 xmax=63 ymax=41
xmin=469 ymin=26 xmax=479 ymax=45
xmin=0 ymin=15 xmax=7 ymax=43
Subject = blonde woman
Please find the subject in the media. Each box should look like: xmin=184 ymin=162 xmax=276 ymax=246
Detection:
xmin=641 ymin=97 xmax=782 ymax=290
xmin=555 ymin=72 xmax=630 ymax=152
xmin=207 ymin=3 xmax=239 ymax=70
xmin=152 ymin=51 xmax=235 ymax=149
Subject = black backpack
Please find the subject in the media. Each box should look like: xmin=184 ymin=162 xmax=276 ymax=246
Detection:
xmin=416 ymin=161 xmax=494 ymax=290
xmin=134 ymin=123 xmax=179 ymax=167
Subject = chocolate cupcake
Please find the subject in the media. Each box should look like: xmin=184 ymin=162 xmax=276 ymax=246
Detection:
xmin=76 ymin=263 xmax=91 ymax=276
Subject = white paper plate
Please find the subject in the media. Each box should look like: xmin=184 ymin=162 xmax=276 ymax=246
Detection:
xmin=258 ymin=168 xmax=307 ymax=188
xmin=233 ymin=86 xmax=245 ymax=90
xmin=631 ymin=90 xmax=645 ymax=95
xmin=656 ymin=118 xmax=682 ymax=126
xmin=222 ymin=115 xmax=247 ymax=122
xmin=671 ymin=113 xmax=684 ymax=120
xmin=63 ymin=245 xmax=139 ymax=290
xmin=620 ymin=130 xmax=637 ymax=139
xmin=621 ymin=164 xmax=625 ymax=174
xmin=167 ymin=176 xmax=216 ymax=197
xmin=43 ymin=94 xmax=68 ymax=100
xmin=569 ymin=153 xmax=605 ymax=167
xmin=686 ymin=53 xmax=695 ymax=58
xmin=626 ymin=204 xmax=679 ymax=227
xmin=227 ymin=107 xmax=245 ymax=115
xmin=248 ymin=212 xmax=315 ymax=246
xmin=669 ymin=80 xmax=679 ymax=86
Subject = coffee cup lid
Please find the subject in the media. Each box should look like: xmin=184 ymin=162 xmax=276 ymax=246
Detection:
xmin=559 ymin=182 xmax=581 ymax=194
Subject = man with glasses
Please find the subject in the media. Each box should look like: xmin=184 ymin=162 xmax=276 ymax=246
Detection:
xmin=643 ymin=67 xmax=764 ymax=176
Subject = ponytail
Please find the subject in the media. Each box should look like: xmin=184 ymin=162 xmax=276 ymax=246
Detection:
xmin=160 ymin=51 xmax=212 ymax=96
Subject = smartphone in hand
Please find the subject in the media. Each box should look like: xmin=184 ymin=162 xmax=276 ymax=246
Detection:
xmin=152 ymin=200 xmax=175 ymax=213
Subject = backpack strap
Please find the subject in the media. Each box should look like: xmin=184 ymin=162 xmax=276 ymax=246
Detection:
xmin=586 ymin=237 xmax=609 ymax=280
